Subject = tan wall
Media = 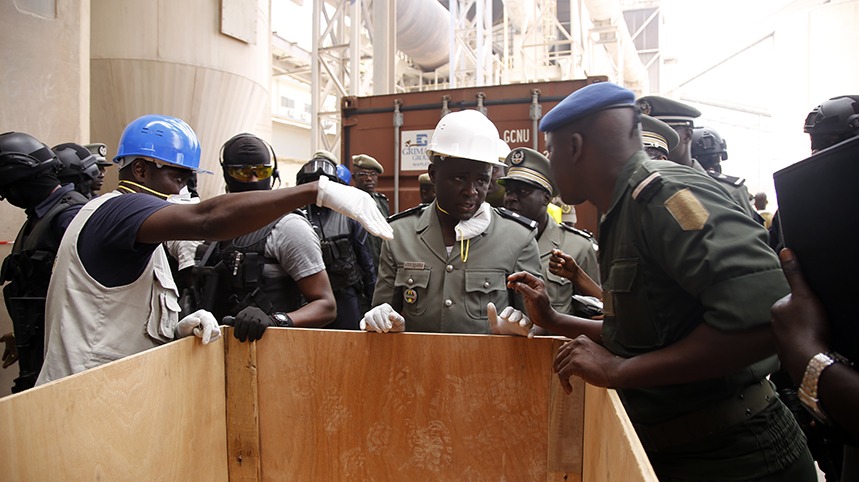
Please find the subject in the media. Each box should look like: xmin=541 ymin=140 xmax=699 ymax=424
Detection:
xmin=0 ymin=0 xmax=90 ymax=397
xmin=90 ymin=0 xmax=272 ymax=199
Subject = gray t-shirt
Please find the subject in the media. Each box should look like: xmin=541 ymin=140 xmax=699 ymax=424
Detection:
xmin=263 ymin=213 xmax=325 ymax=282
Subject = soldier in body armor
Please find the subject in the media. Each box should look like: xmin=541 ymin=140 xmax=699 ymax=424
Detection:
xmin=297 ymin=155 xmax=376 ymax=330
xmin=84 ymin=143 xmax=113 ymax=195
xmin=52 ymin=142 xmax=101 ymax=199
xmin=194 ymin=134 xmax=336 ymax=342
xmin=0 ymin=132 xmax=88 ymax=392
xmin=691 ymin=126 xmax=759 ymax=221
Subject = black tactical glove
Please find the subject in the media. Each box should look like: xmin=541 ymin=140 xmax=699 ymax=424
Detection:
xmin=233 ymin=306 xmax=273 ymax=342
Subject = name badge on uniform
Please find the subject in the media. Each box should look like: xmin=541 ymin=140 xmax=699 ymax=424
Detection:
xmin=404 ymin=261 xmax=425 ymax=269
xmin=404 ymin=289 xmax=418 ymax=304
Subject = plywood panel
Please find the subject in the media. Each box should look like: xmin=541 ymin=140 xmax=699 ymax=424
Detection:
xmin=547 ymin=375 xmax=585 ymax=481
xmin=0 ymin=336 xmax=229 ymax=481
xmin=225 ymin=328 xmax=262 ymax=481
xmin=582 ymin=384 xmax=658 ymax=482
xmin=253 ymin=329 xmax=575 ymax=481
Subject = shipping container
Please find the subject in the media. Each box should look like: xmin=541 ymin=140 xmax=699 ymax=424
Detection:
xmin=341 ymin=77 xmax=608 ymax=235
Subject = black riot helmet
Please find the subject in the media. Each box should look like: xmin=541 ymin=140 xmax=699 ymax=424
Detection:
xmin=804 ymin=95 xmax=859 ymax=151
xmin=691 ymin=126 xmax=728 ymax=171
xmin=296 ymin=156 xmax=339 ymax=186
xmin=219 ymin=133 xmax=280 ymax=193
xmin=0 ymin=131 xmax=60 ymax=186
xmin=53 ymin=143 xmax=100 ymax=183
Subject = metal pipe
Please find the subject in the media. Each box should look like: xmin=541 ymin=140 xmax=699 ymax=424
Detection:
xmin=393 ymin=99 xmax=404 ymax=213
xmin=530 ymin=89 xmax=542 ymax=150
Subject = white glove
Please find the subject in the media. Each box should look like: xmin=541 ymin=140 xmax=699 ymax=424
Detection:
xmin=316 ymin=175 xmax=394 ymax=240
xmin=487 ymin=302 xmax=534 ymax=338
xmin=360 ymin=303 xmax=405 ymax=333
xmin=176 ymin=309 xmax=222 ymax=345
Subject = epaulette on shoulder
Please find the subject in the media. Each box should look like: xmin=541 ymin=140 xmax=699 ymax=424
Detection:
xmin=560 ymin=224 xmax=594 ymax=240
xmin=387 ymin=203 xmax=427 ymax=222
xmin=496 ymin=207 xmax=538 ymax=229
xmin=707 ymin=170 xmax=745 ymax=187
xmin=629 ymin=160 xmax=664 ymax=203
xmin=374 ymin=191 xmax=389 ymax=200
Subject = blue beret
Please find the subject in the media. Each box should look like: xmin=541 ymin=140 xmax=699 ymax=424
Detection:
xmin=540 ymin=82 xmax=636 ymax=132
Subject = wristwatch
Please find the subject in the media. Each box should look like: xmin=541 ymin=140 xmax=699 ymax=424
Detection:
xmin=797 ymin=352 xmax=845 ymax=424
xmin=271 ymin=312 xmax=293 ymax=328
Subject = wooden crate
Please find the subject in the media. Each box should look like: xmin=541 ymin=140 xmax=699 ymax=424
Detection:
xmin=0 ymin=329 xmax=656 ymax=481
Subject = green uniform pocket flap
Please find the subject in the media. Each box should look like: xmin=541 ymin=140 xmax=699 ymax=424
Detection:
xmin=607 ymin=259 xmax=637 ymax=293
xmin=394 ymin=269 xmax=431 ymax=288
xmin=464 ymin=270 xmax=507 ymax=294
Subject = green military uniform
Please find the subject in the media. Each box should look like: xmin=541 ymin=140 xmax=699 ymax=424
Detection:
xmin=538 ymin=220 xmax=600 ymax=314
xmin=352 ymin=154 xmax=389 ymax=272
xmin=706 ymin=169 xmax=757 ymax=219
xmin=371 ymin=191 xmax=389 ymax=218
xmin=600 ymin=150 xmax=812 ymax=479
xmin=373 ymin=202 xmax=541 ymax=334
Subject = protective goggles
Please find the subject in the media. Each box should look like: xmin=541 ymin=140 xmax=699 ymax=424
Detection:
xmin=225 ymin=164 xmax=274 ymax=182
xmin=300 ymin=159 xmax=338 ymax=178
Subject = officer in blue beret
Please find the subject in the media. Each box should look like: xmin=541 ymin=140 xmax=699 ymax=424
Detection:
xmin=507 ymin=81 xmax=816 ymax=481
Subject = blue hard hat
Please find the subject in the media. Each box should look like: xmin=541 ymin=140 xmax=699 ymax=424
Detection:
xmin=114 ymin=115 xmax=211 ymax=174
xmin=336 ymin=164 xmax=351 ymax=184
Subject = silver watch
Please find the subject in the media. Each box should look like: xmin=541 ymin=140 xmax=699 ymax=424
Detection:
xmin=271 ymin=312 xmax=293 ymax=327
xmin=797 ymin=352 xmax=837 ymax=423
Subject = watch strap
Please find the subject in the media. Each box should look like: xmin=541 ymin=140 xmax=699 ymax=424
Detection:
xmin=270 ymin=312 xmax=293 ymax=328
xmin=798 ymin=352 xmax=835 ymax=423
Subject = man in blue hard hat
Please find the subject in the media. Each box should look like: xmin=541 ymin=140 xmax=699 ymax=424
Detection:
xmin=506 ymin=82 xmax=816 ymax=481
xmin=37 ymin=114 xmax=392 ymax=384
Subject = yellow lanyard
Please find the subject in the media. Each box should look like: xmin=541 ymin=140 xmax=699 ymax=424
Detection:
xmin=117 ymin=180 xmax=170 ymax=199
xmin=437 ymin=203 xmax=470 ymax=262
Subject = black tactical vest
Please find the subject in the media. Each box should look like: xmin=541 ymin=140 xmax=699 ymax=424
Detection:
xmin=0 ymin=189 xmax=88 ymax=392
xmin=194 ymin=216 xmax=304 ymax=321
xmin=306 ymin=206 xmax=361 ymax=292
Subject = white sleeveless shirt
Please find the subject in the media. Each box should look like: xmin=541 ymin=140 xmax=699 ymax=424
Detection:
xmin=37 ymin=192 xmax=180 ymax=384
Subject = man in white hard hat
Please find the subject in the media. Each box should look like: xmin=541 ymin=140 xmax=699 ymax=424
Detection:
xmin=362 ymin=110 xmax=542 ymax=335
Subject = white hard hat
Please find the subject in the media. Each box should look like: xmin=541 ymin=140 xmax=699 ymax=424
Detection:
xmin=425 ymin=110 xmax=506 ymax=166
xmin=496 ymin=138 xmax=511 ymax=162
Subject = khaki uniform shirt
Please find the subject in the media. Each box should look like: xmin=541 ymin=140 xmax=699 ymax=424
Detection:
xmin=600 ymin=151 xmax=788 ymax=424
xmin=538 ymin=219 xmax=600 ymax=314
xmin=373 ymin=202 xmax=541 ymax=334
